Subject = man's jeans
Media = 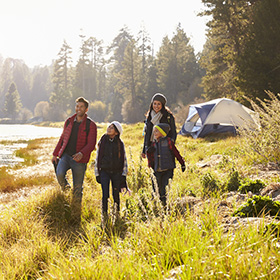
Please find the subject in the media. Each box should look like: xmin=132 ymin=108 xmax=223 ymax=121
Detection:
xmin=100 ymin=170 xmax=121 ymax=214
xmin=56 ymin=154 xmax=87 ymax=201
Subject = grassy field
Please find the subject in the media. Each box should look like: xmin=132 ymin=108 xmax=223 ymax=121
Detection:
xmin=0 ymin=122 xmax=280 ymax=279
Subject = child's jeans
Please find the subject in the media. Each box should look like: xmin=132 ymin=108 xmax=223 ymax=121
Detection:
xmin=153 ymin=169 xmax=174 ymax=206
xmin=100 ymin=170 xmax=121 ymax=214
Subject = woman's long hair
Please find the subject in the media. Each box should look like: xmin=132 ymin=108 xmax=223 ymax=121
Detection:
xmin=146 ymin=102 xmax=173 ymax=121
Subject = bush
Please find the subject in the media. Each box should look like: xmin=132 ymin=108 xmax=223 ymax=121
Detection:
xmin=264 ymin=222 xmax=280 ymax=238
xmin=225 ymin=169 xmax=241 ymax=192
xmin=233 ymin=195 xmax=280 ymax=217
xmin=238 ymin=179 xmax=265 ymax=194
xmin=88 ymin=100 xmax=107 ymax=122
xmin=34 ymin=101 xmax=50 ymax=120
xmin=239 ymin=91 xmax=280 ymax=165
xmin=201 ymin=172 xmax=221 ymax=197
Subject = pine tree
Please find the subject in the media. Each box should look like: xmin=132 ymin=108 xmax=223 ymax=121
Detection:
xmin=200 ymin=0 xmax=255 ymax=100
xmin=49 ymin=40 xmax=72 ymax=119
xmin=74 ymin=34 xmax=96 ymax=102
xmin=107 ymin=26 xmax=134 ymax=122
xmin=236 ymin=0 xmax=280 ymax=100
xmin=137 ymin=25 xmax=155 ymax=110
xmin=4 ymin=82 xmax=22 ymax=120
xmin=156 ymin=25 xmax=200 ymax=106
xmin=119 ymin=40 xmax=144 ymax=122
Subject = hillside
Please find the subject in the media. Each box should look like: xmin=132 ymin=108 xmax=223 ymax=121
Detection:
xmin=0 ymin=122 xmax=280 ymax=279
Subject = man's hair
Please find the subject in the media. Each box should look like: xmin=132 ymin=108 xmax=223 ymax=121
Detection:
xmin=75 ymin=97 xmax=89 ymax=108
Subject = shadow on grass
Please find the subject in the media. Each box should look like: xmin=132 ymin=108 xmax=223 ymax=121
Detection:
xmin=37 ymin=189 xmax=130 ymax=244
xmin=37 ymin=189 xmax=85 ymax=239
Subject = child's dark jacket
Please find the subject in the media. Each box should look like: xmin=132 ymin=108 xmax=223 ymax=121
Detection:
xmin=94 ymin=134 xmax=128 ymax=177
xmin=147 ymin=137 xmax=184 ymax=171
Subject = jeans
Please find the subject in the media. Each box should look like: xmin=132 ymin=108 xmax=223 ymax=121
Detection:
xmin=100 ymin=170 xmax=121 ymax=214
xmin=56 ymin=153 xmax=87 ymax=201
xmin=153 ymin=169 xmax=174 ymax=206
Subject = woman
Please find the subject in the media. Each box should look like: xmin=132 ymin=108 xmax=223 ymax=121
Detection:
xmin=141 ymin=93 xmax=177 ymax=158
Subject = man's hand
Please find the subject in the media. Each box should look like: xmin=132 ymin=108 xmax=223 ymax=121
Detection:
xmin=52 ymin=156 xmax=58 ymax=164
xmin=72 ymin=152 xmax=83 ymax=162
xmin=141 ymin=153 xmax=146 ymax=158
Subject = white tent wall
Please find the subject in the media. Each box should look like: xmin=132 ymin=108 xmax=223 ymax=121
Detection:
xmin=204 ymin=99 xmax=257 ymax=126
xmin=179 ymin=98 xmax=259 ymax=138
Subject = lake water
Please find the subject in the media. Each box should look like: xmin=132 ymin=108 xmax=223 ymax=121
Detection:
xmin=0 ymin=124 xmax=62 ymax=167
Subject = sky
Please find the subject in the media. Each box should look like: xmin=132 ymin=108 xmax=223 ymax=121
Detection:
xmin=0 ymin=0 xmax=209 ymax=68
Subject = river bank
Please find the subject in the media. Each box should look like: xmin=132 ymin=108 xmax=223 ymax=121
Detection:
xmin=0 ymin=137 xmax=58 ymax=209
xmin=0 ymin=124 xmax=62 ymax=167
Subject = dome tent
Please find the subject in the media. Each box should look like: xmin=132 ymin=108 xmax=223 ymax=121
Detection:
xmin=179 ymin=98 xmax=259 ymax=138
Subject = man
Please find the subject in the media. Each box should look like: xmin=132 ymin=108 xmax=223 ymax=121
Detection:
xmin=52 ymin=97 xmax=97 ymax=218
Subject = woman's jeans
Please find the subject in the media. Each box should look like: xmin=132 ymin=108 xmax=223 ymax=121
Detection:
xmin=56 ymin=154 xmax=87 ymax=201
xmin=100 ymin=170 xmax=121 ymax=215
xmin=153 ymin=169 xmax=174 ymax=206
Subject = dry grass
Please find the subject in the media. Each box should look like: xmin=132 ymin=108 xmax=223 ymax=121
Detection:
xmin=0 ymin=117 xmax=280 ymax=279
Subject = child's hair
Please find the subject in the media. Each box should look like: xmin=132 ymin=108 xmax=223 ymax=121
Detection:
xmin=154 ymin=123 xmax=170 ymax=137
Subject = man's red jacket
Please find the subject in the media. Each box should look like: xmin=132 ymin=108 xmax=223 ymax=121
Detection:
xmin=53 ymin=114 xmax=97 ymax=163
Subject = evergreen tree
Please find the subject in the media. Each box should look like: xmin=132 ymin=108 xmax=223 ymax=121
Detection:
xmin=74 ymin=34 xmax=97 ymax=102
xmin=88 ymin=36 xmax=106 ymax=101
xmin=156 ymin=25 xmax=200 ymax=106
xmin=12 ymin=59 xmax=32 ymax=109
xmin=236 ymin=0 xmax=280 ymax=100
xmin=50 ymin=40 xmax=72 ymax=119
xmin=137 ymin=25 xmax=155 ymax=111
xmin=4 ymin=82 xmax=22 ymax=120
xmin=30 ymin=66 xmax=51 ymax=110
xmin=0 ymin=58 xmax=13 ymax=115
xmin=0 ymin=58 xmax=31 ymax=113
xmin=200 ymin=0 xmax=256 ymax=100
xmin=117 ymin=39 xmax=143 ymax=122
xmin=107 ymin=26 xmax=134 ymax=122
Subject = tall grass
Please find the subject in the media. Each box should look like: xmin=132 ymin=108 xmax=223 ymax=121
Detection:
xmin=0 ymin=122 xmax=280 ymax=278
xmin=239 ymin=91 xmax=280 ymax=165
xmin=0 ymin=138 xmax=56 ymax=192
xmin=0 ymin=167 xmax=54 ymax=192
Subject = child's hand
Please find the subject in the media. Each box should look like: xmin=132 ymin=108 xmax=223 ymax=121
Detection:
xmin=181 ymin=164 xmax=186 ymax=172
xmin=121 ymin=187 xmax=132 ymax=195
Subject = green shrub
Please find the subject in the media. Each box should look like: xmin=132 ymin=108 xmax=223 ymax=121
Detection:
xmin=238 ymin=179 xmax=265 ymax=194
xmin=201 ymin=172 xmax=221 ymax=197
xmin=233 ymin=195 xmax=280 ymax=217
xmin=225 ymin=169 xmax=241 ymax=192
xmin=264 ymin=222 xmax=280 ymax=238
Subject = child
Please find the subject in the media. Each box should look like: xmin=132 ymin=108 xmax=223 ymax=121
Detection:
xmin=147 ymin=123 xmax=186 ymax=206
xmin=95 ymin=121 xmax=129 ymax=220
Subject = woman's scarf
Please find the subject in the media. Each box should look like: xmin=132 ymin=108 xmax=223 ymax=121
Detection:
xmin=150 ymin=110 xmax=163 ymax=141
